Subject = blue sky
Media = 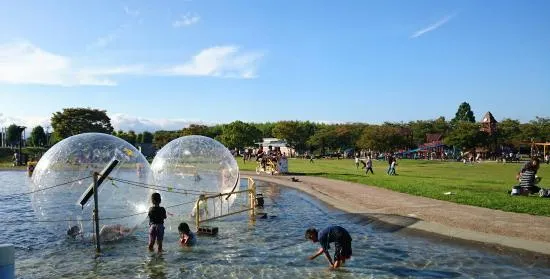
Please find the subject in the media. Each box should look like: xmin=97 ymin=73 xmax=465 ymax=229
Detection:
xmin=0 ymin=0 xmax=548 ymax=132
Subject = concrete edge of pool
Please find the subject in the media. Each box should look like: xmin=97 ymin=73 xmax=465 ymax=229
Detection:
xmin=244 ymin=172 xmax=550 ymax=257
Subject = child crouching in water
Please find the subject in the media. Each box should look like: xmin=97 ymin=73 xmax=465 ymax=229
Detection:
xmin=148 ymin=193 xmax=167 ymax=253
xmin=178 ymin=222 xmax=196 ymax=247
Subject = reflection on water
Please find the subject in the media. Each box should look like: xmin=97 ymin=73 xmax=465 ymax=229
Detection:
xmin=1 ymin=171 xmax=549 ymax=278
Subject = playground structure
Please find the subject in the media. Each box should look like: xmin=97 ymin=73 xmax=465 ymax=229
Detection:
xmin=256 ymin=158 xmax=278 ymax=175
xmin=532 ymin=142 xmax=550 ymax=157
xmin=195 ymin=177 xmax=256 ymax=230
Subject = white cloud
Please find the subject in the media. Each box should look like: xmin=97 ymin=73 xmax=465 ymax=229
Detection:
xmin=0 ymin=41 xmax=264 ymax=86
xmin=164 ymin=46 xmax=263 ymax=79
xmin=1 ymin=112 xmax=210 ymax=134
xmin=88 ymin=6 xmax=140 ymax=49
xmin=173 ymin=13 xmax=201 ymax=27
xmin=0 ymin=41 xmax=140 ymax=86
xmin=79 ymin=65 xmax=145 ymax=76
xmin=124 ymin=6 xmax=140 ymax=17
xmin=410 ymin=13 xmax=456 ymax=39
xmin=88 ymin=23 xmax=131 ymax=49
xmin=0 ymin=113 xmax=51 ymax=132
xmin=110 ymin=113 xmax=208 ymax=132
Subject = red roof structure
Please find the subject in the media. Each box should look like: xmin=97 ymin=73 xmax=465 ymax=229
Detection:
xmin=426 ymin=133 xmax=443 ymax=143
xmin=481 ymin=111 xmax=497 ymax=135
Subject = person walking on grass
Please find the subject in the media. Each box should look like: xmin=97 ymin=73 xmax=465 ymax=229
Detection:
xmin=387 ymin=155 xmax=394 ymax=175
xmin=365 ymin=156 xmax=374 ymax=175
xmin=388 ymin=158 xmax=397 ymax=175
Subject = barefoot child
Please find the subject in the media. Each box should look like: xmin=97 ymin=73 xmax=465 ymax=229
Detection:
xmin=178 ymin=222 xmax=196 ymax=247
xmin=148 ymin=193 xmax=167 ymax=253
xmin=305 ymin=226 xmax=352 ymax=269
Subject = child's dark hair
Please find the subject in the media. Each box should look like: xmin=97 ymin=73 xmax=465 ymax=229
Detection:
xmin=305 ymin=228 xmax=317 ymax=240
xmin=178 ymin=222 xmax=191 ymax=234
xmin=151 ymin=192 xmax=161 ymax=205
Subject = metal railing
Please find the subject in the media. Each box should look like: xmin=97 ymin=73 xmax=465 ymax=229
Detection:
xmin=195 ymin=177 xmax=256 ymax=228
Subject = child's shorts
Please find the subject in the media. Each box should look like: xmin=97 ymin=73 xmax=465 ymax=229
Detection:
xmin=149 ymin=224 xmax=165 ymax=242
xmin=334 ymin=239 xmax=352 ymax=262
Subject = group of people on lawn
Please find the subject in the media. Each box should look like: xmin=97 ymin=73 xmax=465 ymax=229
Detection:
xmin=354 ymin=153 xmax=397 ymax=176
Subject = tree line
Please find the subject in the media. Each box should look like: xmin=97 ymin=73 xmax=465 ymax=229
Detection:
xmin=2 ymin=104 xmax=550 ymax=155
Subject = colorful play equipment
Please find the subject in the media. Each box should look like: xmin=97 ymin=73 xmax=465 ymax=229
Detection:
xmin=532 ymin=142 xmax=550 ymax=156
xmin=256 ymin=158 xmax=278 ymax=175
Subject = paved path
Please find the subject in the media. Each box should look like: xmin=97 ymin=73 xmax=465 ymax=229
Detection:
xmin=242 ymin=171 xmax=550 ymax=256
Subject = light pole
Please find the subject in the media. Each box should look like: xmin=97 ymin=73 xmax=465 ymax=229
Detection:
xmin=16 ymin=126 xmax=26 ymax=165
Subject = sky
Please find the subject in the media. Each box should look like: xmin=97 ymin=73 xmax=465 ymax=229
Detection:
xmin=0 ymin=0 xmax=549 ymax=132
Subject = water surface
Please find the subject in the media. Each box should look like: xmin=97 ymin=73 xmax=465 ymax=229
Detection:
xmin=1 ymin=170 xmax=549 ymax=278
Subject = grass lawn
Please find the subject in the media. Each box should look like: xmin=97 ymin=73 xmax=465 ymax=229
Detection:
xmin=238 ymin=158 xmax=550 ymax=216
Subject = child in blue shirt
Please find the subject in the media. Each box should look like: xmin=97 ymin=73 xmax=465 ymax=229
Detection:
xmin=306 ymin=225 xmax=352 ymax=269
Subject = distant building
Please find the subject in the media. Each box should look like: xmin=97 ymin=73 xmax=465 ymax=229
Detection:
xmin=480 ymin=111 xmax=497 ymax=135
xmin=478 ymin=111 xmax=498 ymax=156
xmin=255 ymin=138 xmax=295 ymax=156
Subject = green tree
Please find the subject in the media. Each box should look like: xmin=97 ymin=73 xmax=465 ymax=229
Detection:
xmin=136 ymin=133 xmax=144 ymax=144
xmin=153 ymin=130 xmax=179 ymax=149
xmin=142 ymin=131 xmax=154 ymax=144
xmin=6 ymin=124 xmax=25 ymax=146
xmin=29 ymin=126 xmax=47 ymax=147
xmin=527 ymin=117 xmax=550 ymax=142
xmin=356 ymin=125 xmax=409 ymax=152
xmin=180 ymin=124 xmax=211 ymax=137
xmin=127 ymin=130 xmax=137 ymax=146
xmin=497 ymin=119 xmax=521 ymax=148
xmin=51 ymin=108 xmax=113 ymax=140
xmin=408 ymin=117 xmax=449 ymax=146
xmin=272 ymin=121 xmax=317 ymax=153
xmin=308 ymin=124 xmax=365 ymax=154
xmin=207 ymin=125 xmax=224 ymax=139
xmin=307 ymin=125 xmax=336 ymax=155
xmin=219 ymin=121 xmax=262 ymax=149
xmin=114 ymin=130 xmax=137 ymax=145
xmin=451 ymin=102 xmax=476 ymax=124
xmin=253 ymin=122 xmax=275 ymax=138
xmin=444 ymin=122 xmax=487 ymax=150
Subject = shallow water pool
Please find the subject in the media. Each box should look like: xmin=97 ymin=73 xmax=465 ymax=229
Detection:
xmin=1 ymin=170 xmax=549 ymax=278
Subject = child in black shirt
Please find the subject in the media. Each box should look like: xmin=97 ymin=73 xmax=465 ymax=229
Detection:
xmin=148 ymin=193 xmax=167 ymax=253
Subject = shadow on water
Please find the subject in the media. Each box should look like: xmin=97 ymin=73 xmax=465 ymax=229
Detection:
xmin=143 ymin=254 xmax=167 ymax=279
xmin=330 ymin=212 xmax=420 ymax=233
xmin=374 ymin=266 xmax=462 ymax=278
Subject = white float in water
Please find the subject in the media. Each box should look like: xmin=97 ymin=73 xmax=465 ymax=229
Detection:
xmin=151 ymin=135 xmax=239 ymax=230
xmin=30 ymin=133 xmax=153 ymax=241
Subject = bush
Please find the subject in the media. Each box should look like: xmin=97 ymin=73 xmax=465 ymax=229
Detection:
xmin=0 ymin=147 xmax=14 ymax=159
xmin=22 ymin=147 xmax=49 ymax=160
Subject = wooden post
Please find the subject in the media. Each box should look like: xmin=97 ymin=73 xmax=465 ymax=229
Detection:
xmin=93 ymin=172 xmax=101 ymax=255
